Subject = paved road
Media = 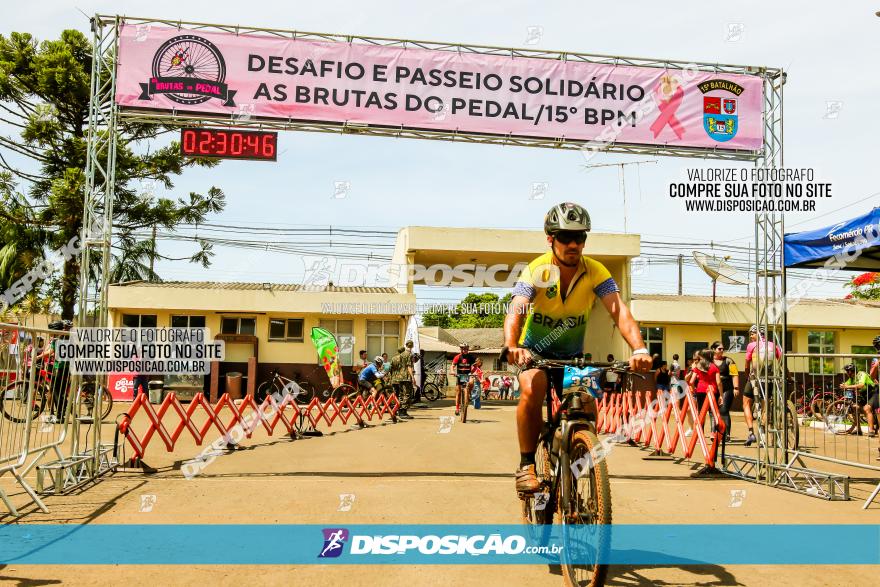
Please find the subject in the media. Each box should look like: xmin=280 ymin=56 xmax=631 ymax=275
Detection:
xmin=0 ymin=399 xmax=877 ymax=586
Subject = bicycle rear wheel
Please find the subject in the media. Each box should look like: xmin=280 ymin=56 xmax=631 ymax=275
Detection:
xmin=559 ymin=429 xmax=611 ymax=587
xmin=824 ymin=400 xmax=853 ymax=434
xmin=422 ymin=382 xmax=440 ymax=402
xmin=255 ymin=380 xmax=279 ymax=404
xmin=785 ymin=400 xmax=799 ymax=450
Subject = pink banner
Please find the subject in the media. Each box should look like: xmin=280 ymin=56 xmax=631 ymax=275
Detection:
xmin=116 ymin=25 xmax=764 ymax=151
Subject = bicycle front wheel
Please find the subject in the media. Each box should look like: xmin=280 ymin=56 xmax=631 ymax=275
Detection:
xmin=459 ymin=387 xmax=468 ymax=423
xmin=422 ymin=383 xmax=440 ymax=402
xmin=330 ymin=384 xmax=357 ymax=403
xmin=559 ymin=429 xmax=611 ymax=587
xmin=2 ymin=381 xmax=45 ymax=423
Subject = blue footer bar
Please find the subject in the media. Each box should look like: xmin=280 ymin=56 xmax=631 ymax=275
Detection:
xmin=0 ymin=525 xmax=877 ymax=565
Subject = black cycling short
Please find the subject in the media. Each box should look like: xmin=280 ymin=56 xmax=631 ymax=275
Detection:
xmin=522 ymin=366 xmax=565 ymax=398
xmin=869 ymin=391 xmax=880 ymax=411
xmin=742 ymin=379 xmax=756 ymax=399
xmin=357 ymin=379 xmax=374 ymax=392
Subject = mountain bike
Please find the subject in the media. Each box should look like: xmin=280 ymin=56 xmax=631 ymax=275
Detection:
xmin=507 ymin=348 xmax=640 ymax=587
xmin=422 ymin=372 xmax=447 ymax=402
xmin=256 ymin=369 xmax=315 ymax=405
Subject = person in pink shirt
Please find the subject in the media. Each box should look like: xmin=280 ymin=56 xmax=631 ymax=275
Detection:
xmin=742 ymin=324 xmax=782 ymax=446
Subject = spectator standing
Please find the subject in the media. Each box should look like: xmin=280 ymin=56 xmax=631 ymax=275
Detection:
xmin=656 ymin=361 xmax=671 ymax=393
xmin=671 ymin=354 xmax=681 ymax=382
xmin=686 ymin=349 xmax=722 ymax=438
xmin=711 ymin=341 xmax=740 ymax=442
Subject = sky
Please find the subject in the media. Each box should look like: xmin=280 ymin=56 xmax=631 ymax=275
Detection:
xmin=3 ymin=1 xmax=879 ymax=304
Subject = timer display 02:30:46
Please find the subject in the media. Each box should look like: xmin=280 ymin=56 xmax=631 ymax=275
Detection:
xmin=180 ymin=128 xmax=278 ymax=161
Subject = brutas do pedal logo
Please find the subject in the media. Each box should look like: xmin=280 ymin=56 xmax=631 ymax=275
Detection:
xmin=139 ymin=34 xmax=237 ymax=107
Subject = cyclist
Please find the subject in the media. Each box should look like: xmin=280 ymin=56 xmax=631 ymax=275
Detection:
xmin=869 ymin=336 xmax=880 ymax=437
xmin=741 ymin=324 xmax=781 ymax=447
xmin=452 ymin=343 xmax=476 ymax=416
xmin=504 ymin=202 xmax=653 ymax=494
xmin=841 ymin=363 xmax=876 ymax=436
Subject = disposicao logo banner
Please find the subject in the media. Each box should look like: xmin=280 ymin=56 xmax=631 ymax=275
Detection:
xmin=1 ymin=524 xmax=878 ymax=565
xmin=115 ymin=24 xmax=764 ymax=151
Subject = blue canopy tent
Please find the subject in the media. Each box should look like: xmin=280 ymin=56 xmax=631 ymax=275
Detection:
xmin=784 ymin=207 xmax=880 ymax=271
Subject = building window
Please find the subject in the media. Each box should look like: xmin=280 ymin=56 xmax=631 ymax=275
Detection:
xmin=269 ymin=318 xmax=304 ymax=342
xmin=221 ymin=317 xmax=256 ymax=335
xmin=639 ymin=326 xmax=664 ymax=359
xmin=807 ymin=330 xmax=835 ymax=375
xmin=720 ymin=329 xmax=749 ymax=353
xmin=122 ymin=314 xmax=157 ymax=328
xmin=171 ymin=315 xmax=206 ymax=328
xmin=366 ymin=320 xmax=400 ymax=358
xmin=318 ymin=319 xmax=354 ymax=366
xmin=851 ymin=345 xmax=874 ymax=373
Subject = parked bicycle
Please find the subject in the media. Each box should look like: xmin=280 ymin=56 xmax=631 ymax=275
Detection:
xmin=255 ymin=369 xmax=315 ymax=405
xmin=422 ymin=371 xmax=447 ymax=402
xmin=506 ymin=348 xmax=641 ymax=587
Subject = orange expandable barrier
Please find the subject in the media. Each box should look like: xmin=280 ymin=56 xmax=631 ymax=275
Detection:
xmin=118 ymin=391 xmax=400 ymax=459
xmin=595 ymin=381 xmax=725 ymax=469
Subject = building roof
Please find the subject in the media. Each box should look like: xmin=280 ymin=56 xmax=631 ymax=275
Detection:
xmin=417 ymin=326 xmax=504 ymax=353
xmin=632 ymin=293 xmax=880 ymax=309
xmin=111 ymin=281 xmax=398 ymax=294
xmin=631 ymin=293 xmax=880 ymax=328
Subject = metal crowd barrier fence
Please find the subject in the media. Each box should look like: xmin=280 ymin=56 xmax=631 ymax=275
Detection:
xmin=0 ymin=322 xmax=101 ymax=516
xmin=595 ymin=381 xmax=725 ymax=472
xmin=784 ymin=353 xmax=880 ymax=506
xmin=119 ymin=389 xmax=401 ymax=459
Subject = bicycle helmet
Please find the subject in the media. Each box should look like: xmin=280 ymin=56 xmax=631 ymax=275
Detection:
xmin=48 ymin=320 xmax=72 ymax=331
xmin=459 ymin=343 xmax=469 ymax=349
xmin=544 ymin=202 xmax=591 ymax=235
xmin=373 ymin=356 xmax=384 ymax=366
xmin=843 ymin=363 xmax=855 ymax=372
xmin=873 ymin=335 xmax=880 ymax=350
xmin=748 ymin=324 xmax=765 ymax=336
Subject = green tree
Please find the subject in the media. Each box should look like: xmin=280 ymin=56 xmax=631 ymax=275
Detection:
xmin=0 ymin=30 xmax=224 ymax=318
xmin=422 ymin=292 xmax=513 ymax=328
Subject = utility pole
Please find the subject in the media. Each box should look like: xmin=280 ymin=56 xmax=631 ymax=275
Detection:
xmin=677 ymin=254 xmax=683 ymax=295
xmin=149 ymin=224 xmax=157 ymax=281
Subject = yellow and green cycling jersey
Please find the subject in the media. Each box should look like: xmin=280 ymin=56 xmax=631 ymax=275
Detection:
xmin=512 ymin=252 xmax=619 ymax=359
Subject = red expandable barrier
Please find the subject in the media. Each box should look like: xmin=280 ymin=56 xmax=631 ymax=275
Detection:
xmin=595 ymin=381 xmax=725 ymax=469
xmin=118 ymin=391 xmax=400 ymax=459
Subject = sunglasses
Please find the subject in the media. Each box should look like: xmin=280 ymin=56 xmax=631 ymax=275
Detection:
xmin=554 ymin=231 xmax=588 ymax=245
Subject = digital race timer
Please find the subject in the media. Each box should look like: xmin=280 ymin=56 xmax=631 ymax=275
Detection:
xmin=180 ymin=128 xmax=278 ymax=161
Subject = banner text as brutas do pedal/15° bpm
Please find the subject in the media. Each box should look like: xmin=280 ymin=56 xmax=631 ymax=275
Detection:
xmin=116 ymin=25 xmax=763 ymax=152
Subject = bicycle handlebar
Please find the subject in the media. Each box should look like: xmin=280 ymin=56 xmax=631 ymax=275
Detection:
xmin=499 ymin=346 xmax=646 ymax=378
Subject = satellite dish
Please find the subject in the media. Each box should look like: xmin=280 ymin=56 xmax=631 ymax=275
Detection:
xmin=693 ymin=251 xmax=749 ymax=302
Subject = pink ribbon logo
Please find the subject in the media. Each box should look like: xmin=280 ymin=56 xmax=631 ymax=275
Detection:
xmin=650 ymin=84 xmax=685 ymax=139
